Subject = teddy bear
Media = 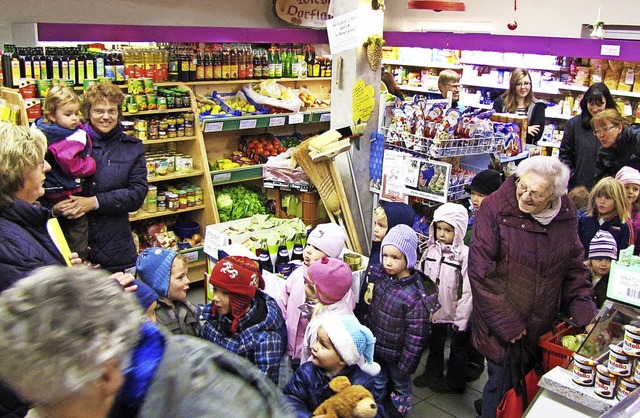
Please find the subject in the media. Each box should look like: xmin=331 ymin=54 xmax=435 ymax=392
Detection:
xmin=313 ymin=376 xmax=378 ymax=418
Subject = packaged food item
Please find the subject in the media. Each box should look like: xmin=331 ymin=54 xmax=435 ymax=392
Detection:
xmin=595 ymin=364 xmax=617 ymax=399
xmin=572 ymin=354 xmax=596 ymax=387
xmin=608 ymin=344 xmax=633 ymax=377
xmin=617 ymin=377 xmax=639 ymax=401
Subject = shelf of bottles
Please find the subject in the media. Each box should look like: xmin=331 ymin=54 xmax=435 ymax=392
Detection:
xmin=1 ymin=42 xmax=331 ymax=90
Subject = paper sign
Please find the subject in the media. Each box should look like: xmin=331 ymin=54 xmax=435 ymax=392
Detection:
xmin=326 ymin=9 xmax=360 ymax=55
xmin=182 ymin=249 xmax=199 ymax=263
xmin=273 ymin=0 xmax=331 ymax=29
xmin=269 ymin=116 xmax=286 ymax=127
xmin=204 ymin=121 xmax=223 ymax=132
xmin=320 ymin=113 xmax=331 ymax=122
xmin=600 ymin=44 xmax=621 ymax=57
xmin=352 ymin=79 xmax=375 ymax=124
xmin=289 ymin=113 xmax=304 ymax=124
xmin=203 ymin=224 xmax=231 ymax=258
xmin=380 ymin=149 xmax=407 ymax=202
xmin=213 ymin=172 xmax=232 ymax=183
xmin=239 ymin=119 xmax=257 ymax=129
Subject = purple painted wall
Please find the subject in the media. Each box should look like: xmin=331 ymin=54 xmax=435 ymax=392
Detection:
xmin=38 ymin=23 xmax=639 ymax=61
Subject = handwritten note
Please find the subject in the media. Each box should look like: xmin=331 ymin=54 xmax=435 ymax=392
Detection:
xmin=352 ymin=79 xmax=375 ymax=124
xmin=269 ymin=116 xmax=286 ymax=127
xmin=239 ymin=119 xmax=257 ymax=129
xmin=326 ymin=10 xmax=360 ymax=54
xmin=320 ymin=113 xmax=331 ymax=122
xmin=204 ymin=121 xmax=223 ymax=132
xmin=289 ymin=113 xmax=304 ymax=124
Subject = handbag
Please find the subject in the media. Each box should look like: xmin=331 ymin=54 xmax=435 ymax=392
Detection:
xmin=496 ymin=339 xmax=543 ymax=418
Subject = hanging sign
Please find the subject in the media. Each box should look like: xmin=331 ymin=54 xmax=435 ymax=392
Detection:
xmin=352 ymin=79 xmax=375 ymax=124
xmin=273 ymin=0 xmax=332 ymax=29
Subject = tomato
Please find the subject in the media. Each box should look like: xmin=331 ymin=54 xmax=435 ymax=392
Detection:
xmin=260 ymin=139 xmax=267 ymax=145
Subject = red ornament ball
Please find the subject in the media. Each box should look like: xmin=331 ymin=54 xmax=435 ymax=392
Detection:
xmin=507 ymin=20 xmax=518 ymax=30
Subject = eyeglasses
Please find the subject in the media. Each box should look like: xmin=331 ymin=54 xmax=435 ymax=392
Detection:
xmin=516 ymin=179 xmax=551 ymax=201
xmin=445 ymin=83 xmax=461 ymax=89
xmin=516 ymin=81 xmax=531 ymax=88
xmin=593 ymin=125 xmax=618 ymax=135
xmin=91 ymin=108 xmax=118 ymax=117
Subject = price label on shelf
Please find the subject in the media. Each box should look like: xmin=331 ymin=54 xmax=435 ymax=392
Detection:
xmin=269 ymin=116 xmax=286 ymax=127
xmin=204 ymin=121 xmax=224 ymax=133
xmin=239 ymin=119 xmax=257 ymax=129
xmin=289 ymin=113 xmax=304 ymax=124
xmin=319 ymin=113 xmax=331 ymax=122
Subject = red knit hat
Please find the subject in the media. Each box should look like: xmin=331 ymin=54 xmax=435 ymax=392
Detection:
xmin=209 ymin=256 xmax=265 ymax=332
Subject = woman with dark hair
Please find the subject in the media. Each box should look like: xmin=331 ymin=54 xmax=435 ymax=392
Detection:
xmin=559 ymin=82 xmax=616 ymax=189
xmin=493 ymin=68 xmax=547 ymax=143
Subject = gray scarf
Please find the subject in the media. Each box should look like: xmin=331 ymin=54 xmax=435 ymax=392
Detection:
xmin=531 ymin=197 xmax=562 ymax=225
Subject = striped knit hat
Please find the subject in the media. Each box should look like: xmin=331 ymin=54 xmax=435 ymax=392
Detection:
xmin=589 ymin=230 xmax=618 ymax=260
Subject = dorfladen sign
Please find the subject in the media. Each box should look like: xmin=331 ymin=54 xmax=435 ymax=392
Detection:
xmin=273 ymin=0 xmax=332 ymax=29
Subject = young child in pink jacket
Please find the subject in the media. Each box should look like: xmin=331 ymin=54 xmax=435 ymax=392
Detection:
xmin=277 ymin=222 xmax=349 ymax=369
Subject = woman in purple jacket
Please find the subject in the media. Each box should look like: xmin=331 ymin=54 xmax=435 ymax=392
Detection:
xmin=469 ymin=156 xmax=597 ymax=418
xmin=52 ymin=82 xmax=148 ymax=272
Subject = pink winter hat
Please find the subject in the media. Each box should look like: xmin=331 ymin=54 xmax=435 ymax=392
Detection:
xmin=306 ymin=223 xmax=346 ymax=258
xmin=615 ymin=166 xmax=640 ymax=185
xmin=305 ymin=257 xmax=353 ymax=305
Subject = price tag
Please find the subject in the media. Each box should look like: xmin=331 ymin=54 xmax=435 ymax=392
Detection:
xmin=269 ymin=116 xmax=286 ymax=127
xmin=319 ymin=112 xmax=331 ymax=122
xmin=239 ymin=119 xmax=257 ymax=129
xmin=182 ymin=250 xmax=199 ymax=263
xmin=204 ymin=121 xmax=223 ymax=133
xmin=289 ymin=113 xmax=304 ymax=124
xmin=213 ymin=173 xmax=232 ymax=183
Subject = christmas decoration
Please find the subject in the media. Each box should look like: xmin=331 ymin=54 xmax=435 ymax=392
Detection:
xmin=363 ymin=35 xmax=385 ymax=72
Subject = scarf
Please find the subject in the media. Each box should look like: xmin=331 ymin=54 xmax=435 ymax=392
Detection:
xmin=83 ymin=121 xmax=124 ymax=143
xmin=109 ymin=322 xmax=166 ymax=418
xmin=531 ymin=197 xmax=562 ymax=225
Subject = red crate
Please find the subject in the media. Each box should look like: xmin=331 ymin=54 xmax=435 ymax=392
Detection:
xmin=538 ymin=322 xmax=579 ymax=372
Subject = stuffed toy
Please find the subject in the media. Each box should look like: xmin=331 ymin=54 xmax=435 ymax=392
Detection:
xmin=313 ymin=376 xmax=377 ymax=418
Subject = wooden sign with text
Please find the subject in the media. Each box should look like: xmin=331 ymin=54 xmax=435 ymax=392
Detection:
xmin=273 ymin=0 xmax=332 ymax=29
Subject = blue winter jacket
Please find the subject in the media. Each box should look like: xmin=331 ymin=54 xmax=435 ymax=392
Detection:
xmin=578 ymin=213 xmax=631 ymax=259
xmin=0 ymin=199 xmax=65 ymax=292
xmin=81 ymin=123 xmax=147 ymax=272
xmin=283 ymin=362 xmax=385 ymax=418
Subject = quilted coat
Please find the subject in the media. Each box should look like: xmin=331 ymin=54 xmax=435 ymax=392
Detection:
xmin=469 ymin=176 xmax=597 ymax=364
xmin=81 ymin=123 xmax=147 ymax=272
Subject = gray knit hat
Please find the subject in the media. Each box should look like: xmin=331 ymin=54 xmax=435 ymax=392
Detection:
xmin=381 ymin=224 xmax=418 ymax=269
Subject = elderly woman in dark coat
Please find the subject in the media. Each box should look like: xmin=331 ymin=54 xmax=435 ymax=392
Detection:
xmin=469 ymin=156 xmax=597 ymax=418
xmin=593 ymin=108 xmax=640 ymax=184
xmin=52 ymin=81 xmax=148 ymax=272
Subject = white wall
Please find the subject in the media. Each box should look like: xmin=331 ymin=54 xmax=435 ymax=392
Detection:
xmin=0 ymin=0 xmax=639 ymax=40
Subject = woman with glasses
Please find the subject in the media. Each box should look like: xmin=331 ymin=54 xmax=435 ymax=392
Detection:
xmin=593 ymin=108 xmax=640 ymax=183
xmin=492 ymin=68 xmax=547 ymax=143
xmin=559 ymin=83 xmax=616 ymax=189
xmin=469 ymin=156 xmax=596 ymax=418
xmin=52 ymin=82 xmax=147 ymax=273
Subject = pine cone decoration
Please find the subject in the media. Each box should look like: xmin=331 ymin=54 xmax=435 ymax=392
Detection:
xmin=363 ymin=35 xmax=385 ymax=72
xmin=366 ymin=44 xmax=382 ymax=71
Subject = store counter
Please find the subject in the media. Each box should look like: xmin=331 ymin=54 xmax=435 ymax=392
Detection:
xmin=525 ymin=367 xmax=616 ymax=417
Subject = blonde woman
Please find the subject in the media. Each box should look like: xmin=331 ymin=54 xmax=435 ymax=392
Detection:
xmin=493 ymin=68 xmax=547 ymax=143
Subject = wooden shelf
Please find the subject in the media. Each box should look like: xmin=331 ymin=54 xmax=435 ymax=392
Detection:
xmin=142 ymin=135 xmax=198 ymax=145
xmin=211 ymin=165 xmax=263 ymax=185
xmin=123 ymin=107 xmax=191 ymax=117
xmin=129 ymin=204 xmax=204 ymax=222
xmin=148 ymin=169 xmax=205 ymax=183
xmin=158 ymin=77 xmax=331 ymax=87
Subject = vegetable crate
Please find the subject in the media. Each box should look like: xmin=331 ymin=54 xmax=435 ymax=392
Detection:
xmin=538 ymin=322 xmax=578 ymax=372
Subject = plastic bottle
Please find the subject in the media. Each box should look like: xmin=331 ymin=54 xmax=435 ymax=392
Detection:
xmin=258 ymin=238 xmax=274 ymax=273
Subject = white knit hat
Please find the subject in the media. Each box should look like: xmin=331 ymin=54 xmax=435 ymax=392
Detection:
xmin=321 ymin=315 xmax=380 ymax=376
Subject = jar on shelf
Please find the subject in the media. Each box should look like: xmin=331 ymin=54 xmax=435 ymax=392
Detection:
xmin=176 ymin=115 xmax=185 ymax=137
xmin=195 ymin=187 xmax=203 ymax=205
xmin=121 ymin=120 xmax=135 ymax=137
xmin=167 ymin=193 xmax=179 ymax=211
xmin=148 ymin=119 xmax=159 ymax=140
xmin=183 ymin=112 xmax=195 ymax=136
xmin=158 ymin=119 xmax=168 ymax=139
xmin=187 ymin=188 xmax=196 ymax=207
xmin=177 ymin=189 xmax=188 ymax=209
xmin=157 ymin=193 xmax=167 ymax=212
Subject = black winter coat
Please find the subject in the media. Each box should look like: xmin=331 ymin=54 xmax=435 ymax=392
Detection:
xmin=595 ymin=125 xmax=640 ymax=183
xmin=559 ymin=114 xmax=601 ymax=189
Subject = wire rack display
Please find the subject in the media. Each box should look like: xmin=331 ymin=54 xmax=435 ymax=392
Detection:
xmin=382 ymin=126 xmax=498 ymax=159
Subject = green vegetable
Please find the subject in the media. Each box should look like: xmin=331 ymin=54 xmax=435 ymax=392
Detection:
xmin=216 ymin=185 xmax=266 ymax=222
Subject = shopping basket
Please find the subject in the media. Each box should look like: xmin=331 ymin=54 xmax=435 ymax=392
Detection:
xmin=538 ymin=322 xmax=579 ymax=372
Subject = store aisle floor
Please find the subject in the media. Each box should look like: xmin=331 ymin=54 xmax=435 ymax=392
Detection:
xmin=187 ymin=280 xmax=487 ymax=417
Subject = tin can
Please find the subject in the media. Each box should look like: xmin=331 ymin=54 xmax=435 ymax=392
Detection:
xmin=135 ymin=94 xmax=147 ymax=111
xmin=165 ymin=155 xmax=175 ymax=173
xmin=126 ymin=102 xmax=138 ymax=113
xmin=609 ymin=345 xmax=633 ymax=377
xmin=595 ymin=364 xmax=617 ymax=399
xmin=178 ymin=155 xmax=193 ymax=174
xmin=572 ymin=354 xmax=596 ymax=387
xmin=143 ymin=78 xmax=154 ymax=94
xmin=146 ymin=93 xmax=157 ymax=110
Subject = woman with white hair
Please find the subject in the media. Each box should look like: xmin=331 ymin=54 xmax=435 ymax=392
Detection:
xmin=469 ymin=156 xmax=597 ymax=417
xmin=0 ymin=265 xmax=293 ymax=418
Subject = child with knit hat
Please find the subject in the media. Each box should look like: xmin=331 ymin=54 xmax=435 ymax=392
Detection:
xmin=587 ymin=230 xmax=618 ymax=308
xmin=199 ymin=255 xmax=286 ymax=385
xmin=616 ymin=166 xmax=640 ymax=255
xmin=283 ymin=314 xmax=385 ymax=417
xmin=366 ymin=224 xmax=440 ymax=417
xmin=355 ymin=201 xmax=415 ymax=322
xmin=132 ymin=279 xmax=158 ymax=322
xmin=414 ymin=203 xmax=472 ymax=394
xmin=463 ymin=169 xmax=502 ymax=245
xmin=278 ymin=222 xmax=350 ymax=369
xmin=136 ymin=247 xmax=200 ymax=336
xmin=299 ymin=257 xmax=358 ymax=364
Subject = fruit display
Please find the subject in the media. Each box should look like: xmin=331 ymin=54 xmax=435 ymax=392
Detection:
xmin=195 ymin=93 xmax=227 ymax=116
xmin=211 ymin=151 xmax=255 ymax=170
xmin=224 ymin=96 xmax=257 ymax=113
xmin=298 ymin=88 xmax=329 ymax=109
xmin=243 ymin=81 xmax=303 ymax=113
xmin=243 ymin=135 xmax=288 ymax=161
